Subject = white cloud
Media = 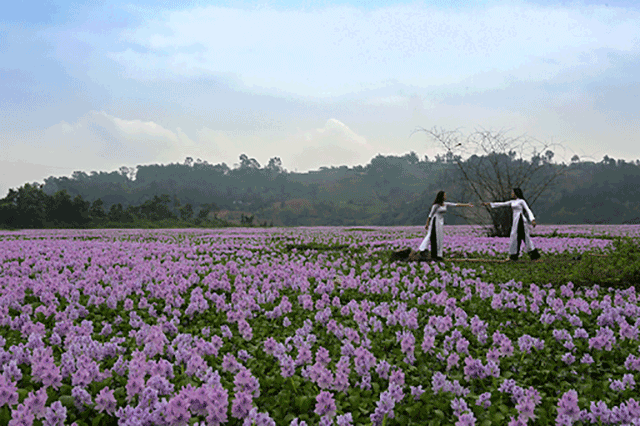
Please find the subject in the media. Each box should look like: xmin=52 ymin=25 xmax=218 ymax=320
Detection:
xmin=3 ymin=111 xmax=217 ymax=175
xmin=287 ymin=119 xmax=374 ymax=170
xmin=108 ymin=2 xmax=640 ymax=95
xmin=1 ymin=112 xmax=374 ymax=190
xmin=366 ymin=96 xmax=408 ymax=107
xmin=318 ymin=118 xmax=368 ymax=146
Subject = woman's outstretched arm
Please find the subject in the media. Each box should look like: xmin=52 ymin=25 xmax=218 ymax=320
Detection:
xmin=482 ymin=201 xmax=511 ymax=208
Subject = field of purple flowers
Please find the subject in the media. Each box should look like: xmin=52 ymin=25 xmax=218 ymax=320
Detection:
xmin=0 ymin=225 xmax=639 ymax=425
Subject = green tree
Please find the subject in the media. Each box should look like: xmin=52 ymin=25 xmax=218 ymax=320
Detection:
xmin=90 ymin=199 xmax=107 ymax=221
xmin=198 ymin=206 xmax=211 ymax=220
xmin=47 ymin=190 xmax=74 ymax=226
xmin=180 ymin=203 xmax=194 ymax=220
xmin=4 ymin=184 xmax=49 ymax=228
xmin=138 ymin=195 xmax=176 ymax=221
xmin=72 ymin=195 xmax=91 ymax=226
xmin=108 ymin=203 xmax=124 ymax=222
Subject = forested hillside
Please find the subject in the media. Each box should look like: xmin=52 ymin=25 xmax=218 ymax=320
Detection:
xmin=2 ymin=152 xmax=640 ymax=228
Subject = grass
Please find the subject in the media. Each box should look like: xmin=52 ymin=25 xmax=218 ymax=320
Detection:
xmin=385 ymin=237 xmax=640 ymax=290
xmin=448 ymin=237 xmax=640 ymax=290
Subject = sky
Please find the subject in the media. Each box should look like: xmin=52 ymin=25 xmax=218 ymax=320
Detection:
xmin=1 ymin=0 xmax=639 ymax=196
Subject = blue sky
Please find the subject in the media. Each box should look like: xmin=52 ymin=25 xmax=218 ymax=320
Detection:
xmin=1 ymin=0 xmax=639 ymax=196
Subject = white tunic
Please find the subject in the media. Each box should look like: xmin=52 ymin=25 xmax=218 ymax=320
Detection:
xmin=489 ymin=199 xmax=536 ymax=255
xmin=418 ymin=202 xmax=463 ymax=256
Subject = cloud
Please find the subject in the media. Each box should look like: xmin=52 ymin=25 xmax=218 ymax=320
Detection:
xmin=107 ymin=3 xmax=640 ymax=95
xmin=287 ymin=119 xmax=374 ymax=170
xmin=2 ymin=111 xmax=228 ymax=176
xmin=318 ymin=118 xmax=368 ymax=146
xmin=1 ymin=112 xmax=375 ymax=192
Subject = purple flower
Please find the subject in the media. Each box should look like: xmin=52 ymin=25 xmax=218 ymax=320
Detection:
xmin=234 ymin=368 xmax=261 ymax=398
xmin=581 ymin=354 xmax=594 ymax=364
xmin=451 ymin=397 xmax=469 ymax=417
xmin=221 ymin=325 xmax=233 ymax=339
xmin=370 ymin=390 xmax=396 ymax=426
xmin=3 ymin=360 xmax=22 ymax=382
xmin=622 ymin=373 xmax=636 ymax=390
xmin=242 ymin=408 xmax=275 ymax=426
xmin=456 ymin=338 xmax=470 ymax=355
xmin=587 ymin=400 xmax=611 ymax=424
xmin=557 ymin=390 xmax=580 ymax=422
xmin=43 ymin=401 xmax=67 ymax=426
xmin=410 ymin=385 xmax=425 ymax=401
xmin=625 ymin=354 xmax=640 ymax=371
xmin=515 ymin=397 xmax=536 ymax=422
xmin=498 ymin=379 xmax=517 ymax=394
xmin=561 ymin=353 xmax=575 ymax=365
xmin=231 ymin=391 xmax=253 ymax=419
xmin=336 ymin=413 xmax=353 ymax=426
xmin=9 ymin=403 xmax=35 ymax=426
xmin=432 ymin=372 xmax=447 ymax=394
xmin=588 ymin=327 xmax=616 ymax=351
xmin=263 ymin=337 xmax=278 ymax=356
xmin=222 ymin=353 xmax=240 ymax=373
xmin=0 ymin=374 xmax=19 ymax=407
xmin=164 ymin=394 xmax=190 ymax=425
xmin=314 ymin=391 xmax=337 ymax=417
xmin=23 ymin=388 xmax=47 ymax=419
xmin=455 ymin=412 xmax=476 ymax=426
xmin=315 ymin=346 xmax=331 ymax=366
xmin=447 ymin=352 xmax=460 ymax=371
xmin=333 ymin=356 xmax=350 ymax=392
xmin=147 ymin=374 xmax=175 ymax=395
xmin=353 ymin=347 xmax=376 ymax=376
xmin=278 ymin=354 xmax=296 ymax=378
xmin=376 ymin=360 xmax=391 ymax=379
xmin=517 ymin=335 xmax=535 ymax=353
xmin=71 ymin=386 xmax=92 ymax=410
xmin=205 ymin=383 xmax=229 ymax=425
xmin=125 ymin=374 xmax=145 ymax=402
xmin=507 ymin=417 xmax=527 ymax=426
xmin=95 ymin=387 xmax=117 ymax=415
xmin=476 ymin=392 xmax=491 ymax=409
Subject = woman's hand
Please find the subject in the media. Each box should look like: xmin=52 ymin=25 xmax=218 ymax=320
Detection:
xmin=532 ymin=220 xmax=537 ymax=228
xmin=482 ymin=202 xmax=490 ymax=206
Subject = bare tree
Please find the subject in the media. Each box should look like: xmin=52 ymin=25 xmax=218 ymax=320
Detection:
xmin=413 ymin=127 xmax=566 ymax=236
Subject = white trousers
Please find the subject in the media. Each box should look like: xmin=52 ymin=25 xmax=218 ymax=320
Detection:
xmin=510 ymin=214 xmax=535 ymax=255
xmin=419 ymin=220 xmax=443 ymax=257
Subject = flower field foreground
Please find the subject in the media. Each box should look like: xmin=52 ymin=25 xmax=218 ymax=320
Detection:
xmin=0 ymin=226 xmax=639 ymax=425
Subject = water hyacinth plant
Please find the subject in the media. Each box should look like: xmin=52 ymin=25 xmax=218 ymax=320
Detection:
xmin=0 ymin=225 xmax=638 ymax=425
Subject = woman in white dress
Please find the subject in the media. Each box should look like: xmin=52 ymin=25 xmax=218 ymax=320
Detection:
xmin=482 ymin=188 xmax=541 ymax=261
xmin=419 ymin=191 xmax=473 ymax=261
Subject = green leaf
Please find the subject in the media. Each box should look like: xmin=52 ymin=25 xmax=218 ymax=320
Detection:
xmin=93 ymin=414 xmax=107 ymax=426
xmin=492 ymin=412 xmax=505 ymax=422
xmin=60 ymin=395 xmax=75 ymax=408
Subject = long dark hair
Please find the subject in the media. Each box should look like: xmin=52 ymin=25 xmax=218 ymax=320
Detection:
xmin=513 ymin=188 xmax=525 ymax=200
xmin=433 ymin=190 xmax=445 ymax=205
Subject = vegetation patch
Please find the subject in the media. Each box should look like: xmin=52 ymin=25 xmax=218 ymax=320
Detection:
xmin=285 ymin=242 xmax=355 ymax=252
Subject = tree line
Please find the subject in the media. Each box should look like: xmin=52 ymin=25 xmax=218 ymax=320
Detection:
xmin=0 ymin=185 xmax=227 ymax=229
xmin=3 ymin=146 xmax=640 ymax=230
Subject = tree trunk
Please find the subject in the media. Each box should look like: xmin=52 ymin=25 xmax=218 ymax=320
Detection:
xmin=488 ymin=206 xmax=512 ymax=237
